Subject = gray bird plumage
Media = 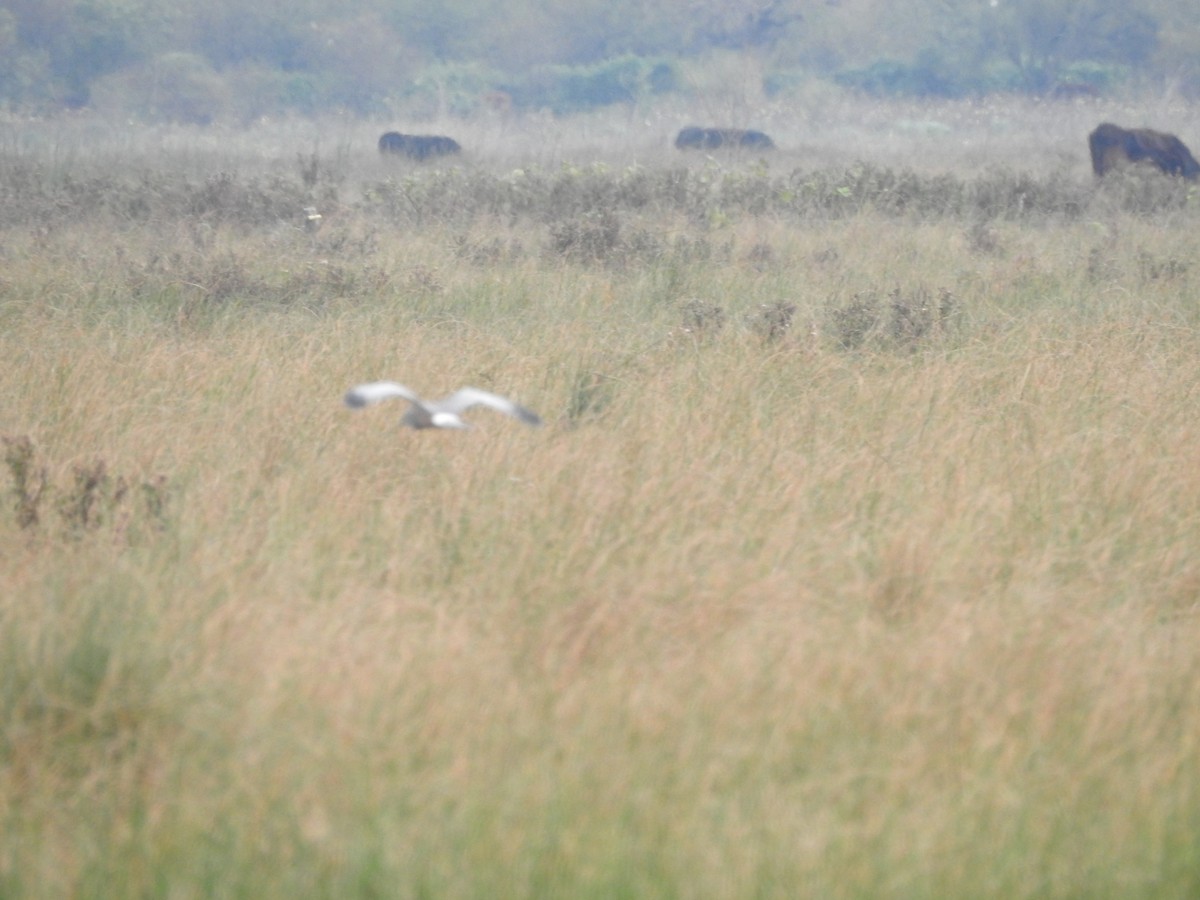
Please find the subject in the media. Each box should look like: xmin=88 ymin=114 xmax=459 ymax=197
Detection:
xmin=344 ymin=381 xmax=542 ymax=430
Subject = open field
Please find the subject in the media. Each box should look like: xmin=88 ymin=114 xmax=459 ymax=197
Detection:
xmin=7 ymin=89 xmax=1200 ymax=178
xmin=2 ymin=97 xmax=1200 ymax=897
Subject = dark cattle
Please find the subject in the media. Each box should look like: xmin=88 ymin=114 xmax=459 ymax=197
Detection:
xmin=1088 ymin=123 xmax=1200 ymax=180
xmin=675 ymin=126 xmax=775 ymax=151
xmin=378 ymin=132 xmax=462 ymax=161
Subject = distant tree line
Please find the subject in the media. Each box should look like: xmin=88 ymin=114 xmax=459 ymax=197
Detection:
xmin=0 ymin=0 xmax=1197 ymax=122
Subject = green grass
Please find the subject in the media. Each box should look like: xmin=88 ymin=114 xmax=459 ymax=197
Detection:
xmin=2 ymin=103 xmax=1200 ymax=897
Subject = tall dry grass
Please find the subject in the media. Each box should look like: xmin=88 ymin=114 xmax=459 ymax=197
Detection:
xmin=2 ymin=108 xmax=1200 ymax=896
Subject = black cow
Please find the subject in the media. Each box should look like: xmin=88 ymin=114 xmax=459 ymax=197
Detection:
xmin=1088 ymin=123 xmax=1200 ymax=180
xmin=675 ymin=126 xmax=776 ymax=151
xmin=378 ymin=132 xmax=462 ymax=161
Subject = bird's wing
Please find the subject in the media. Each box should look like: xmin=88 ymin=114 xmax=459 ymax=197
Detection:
xmin=439 ymin=388 xmax=542 ymax=425
xmin=344 ymin=381 xmax=422 ymax=408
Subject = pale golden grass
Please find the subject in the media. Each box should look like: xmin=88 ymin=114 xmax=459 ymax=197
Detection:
xmin=2 ymin=203 xmax=1200 ymax=897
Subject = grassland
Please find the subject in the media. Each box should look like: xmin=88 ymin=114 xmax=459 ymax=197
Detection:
xmin=2 ymin=97 xmax=1200 ymax=897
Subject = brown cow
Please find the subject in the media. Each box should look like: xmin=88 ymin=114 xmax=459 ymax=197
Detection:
xmin=1088 ymin=123 xmax=1200 ymax=180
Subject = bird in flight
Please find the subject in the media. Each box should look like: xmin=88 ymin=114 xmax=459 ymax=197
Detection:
xmin=344 ymin=381 xmax=542 ymax=430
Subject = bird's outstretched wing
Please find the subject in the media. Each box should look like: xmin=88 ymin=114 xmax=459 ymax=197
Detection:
xmin=439 ymin=388 xmax=542 ymax=426
xmin=344 ymin=381 xmax=422 ymax=409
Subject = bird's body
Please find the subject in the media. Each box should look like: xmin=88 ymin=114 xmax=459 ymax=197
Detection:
xmin=344 ymin=381 xmax=542 ymax=430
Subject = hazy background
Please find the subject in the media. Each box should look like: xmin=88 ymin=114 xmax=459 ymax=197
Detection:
xmin=1 ymin=0 xmax=1198 ymax=124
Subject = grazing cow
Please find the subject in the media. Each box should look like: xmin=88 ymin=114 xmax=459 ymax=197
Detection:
xmin=675 ymin=126 xmax=776 ymax=151
xmin=378 ymin=132 xmax=462 ymax=161
xmin=1088 ymin=123 xmax=1200 ymax=180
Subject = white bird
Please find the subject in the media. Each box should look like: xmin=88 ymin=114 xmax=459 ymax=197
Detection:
xmin=344 ymin=381 xmax=542 ymax=430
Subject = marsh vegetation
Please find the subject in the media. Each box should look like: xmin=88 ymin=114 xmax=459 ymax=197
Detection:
xmin=2 ymin=98 xmax=1200 ymax=897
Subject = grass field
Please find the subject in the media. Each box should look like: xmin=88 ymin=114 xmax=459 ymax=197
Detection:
xmin=2 ymin=96 xmax=1200 ymax=897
